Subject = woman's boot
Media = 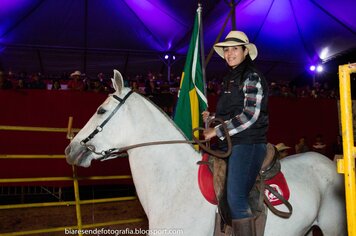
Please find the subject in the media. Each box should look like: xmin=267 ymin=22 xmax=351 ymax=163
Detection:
xmin=214 ymin=213 xmax=227 ymax=236
xmin=231 ymin=217 xmax=256 ymax=236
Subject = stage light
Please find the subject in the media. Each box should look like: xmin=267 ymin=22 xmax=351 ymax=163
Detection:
xmin=173 ymin=55 xmax=176 ymax=60
xmin=164 ymin=54 xmax=169 ymax=60
xmin=310 ymin=65 xmax=316 ymax=71
xmin=317 ymin=65 xmax=323 ymax=72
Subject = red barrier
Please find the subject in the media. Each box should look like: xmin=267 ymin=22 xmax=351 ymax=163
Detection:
xmin=0 ymin=90 xmax=339 ymax=186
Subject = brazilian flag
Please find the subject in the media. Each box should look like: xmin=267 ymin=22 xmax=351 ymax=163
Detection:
xmin=174 ymin=6 xmax=208 ymax=140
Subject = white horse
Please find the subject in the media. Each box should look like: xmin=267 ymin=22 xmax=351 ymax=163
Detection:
xmin=65 ymin=70 xmax=346 ymax=236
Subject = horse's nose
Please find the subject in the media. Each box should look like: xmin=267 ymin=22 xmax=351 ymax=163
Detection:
xmin=65 ymin=145 xmax=76 ymax=165
xmin=65 ymin=145 xmax=71 ymax=156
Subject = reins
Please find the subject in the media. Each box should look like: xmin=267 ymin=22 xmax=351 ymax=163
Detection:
xmin=192 ymin=118 xmax=232 ymax=159
xmin=95 ymin=118 xmax=232 ymax=161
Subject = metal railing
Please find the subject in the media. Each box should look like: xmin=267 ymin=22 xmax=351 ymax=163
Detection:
xmin=337 ymin=63 xmax=356 ymax=236
xmin=0 ymin=117 xmax=144 ymax=236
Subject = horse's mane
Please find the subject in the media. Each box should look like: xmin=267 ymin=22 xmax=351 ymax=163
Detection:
xmin=125 ymin=90 xmax=191 ymax=142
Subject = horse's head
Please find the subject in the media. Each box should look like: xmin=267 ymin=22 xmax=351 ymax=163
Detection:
xmin=65 ymin=69 xmax=135 ymax=167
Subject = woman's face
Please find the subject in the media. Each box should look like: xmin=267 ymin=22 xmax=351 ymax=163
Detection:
xmin=223 ymin=45 xmax=248 ymax=69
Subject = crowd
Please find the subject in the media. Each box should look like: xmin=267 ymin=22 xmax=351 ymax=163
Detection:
xmin=0 ymin=69 xmax=340 ymax=100
xmin=275 ymin=133 xmax=344 ymax=161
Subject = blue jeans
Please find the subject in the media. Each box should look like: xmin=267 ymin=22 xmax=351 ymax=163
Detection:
xmin=227 ymin=143 xmax=266 ymax=219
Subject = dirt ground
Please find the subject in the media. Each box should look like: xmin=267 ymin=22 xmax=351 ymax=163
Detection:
xmin=0 ymin=199 xmax=324 ymax=236
xmin=0 ymin=199 xmax=148 ymax=236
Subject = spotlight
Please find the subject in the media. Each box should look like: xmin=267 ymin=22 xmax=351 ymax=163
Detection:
xmin=173 ymin=55 xmax=176 ymax=60
xmin=317 ymin=65 xmax=323 ymax=72
xmin=164 ymin=54 xmax=169 ymax=60
xmin=309 ymin=65 xmax=316 ymax=71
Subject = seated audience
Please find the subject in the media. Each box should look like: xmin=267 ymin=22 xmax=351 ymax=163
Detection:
xmin=15 ymin=78 xmax=28 ymax=89
xmin=0 ymin=71 xmax=13 ymax=89
xmin=28 ymin=73 xmax=46 ymax=89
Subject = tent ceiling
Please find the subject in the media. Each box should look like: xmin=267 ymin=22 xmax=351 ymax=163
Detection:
xmin=0 ymin=0 xmax=355 ymax=81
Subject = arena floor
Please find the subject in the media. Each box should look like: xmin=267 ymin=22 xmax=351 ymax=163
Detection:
xmin=0 ymin=200 xmax=148 ymax=236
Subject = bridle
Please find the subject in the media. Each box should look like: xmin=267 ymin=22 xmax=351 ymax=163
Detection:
xmin=80 ymin=90 xmax=134 ymax=160
xmin=79 ymin=90 xmax=232 ymax=161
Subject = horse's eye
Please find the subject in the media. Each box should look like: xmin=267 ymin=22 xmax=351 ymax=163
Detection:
xmin=97 ymin=107 xmax=107 ymax=115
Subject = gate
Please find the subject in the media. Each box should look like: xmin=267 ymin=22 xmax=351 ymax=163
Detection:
xmin=0 ymin=117 xmax=144 ymax=236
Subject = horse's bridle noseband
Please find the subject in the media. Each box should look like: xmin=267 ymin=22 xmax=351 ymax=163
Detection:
xmin=80 ymin=90 xmax=134 ymax=160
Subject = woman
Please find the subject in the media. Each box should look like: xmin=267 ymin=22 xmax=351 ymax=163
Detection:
xmin=202 ymin=31 xmax=268 ymax=235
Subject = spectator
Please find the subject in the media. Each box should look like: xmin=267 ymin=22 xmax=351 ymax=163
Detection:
xmin=333 ymin=135 xmax=343 ymax=155
xmin=144 ymin=79 xmax=160 ymax=97
xmin=68 ymin=70 xmax=85 ymax=91
xmin=28 ymin=74 xmax=46 ymax=89
xmin=130 ymin=80 xmax=141 ymax=93
xmin=295 ymin=136 xmax=309 ymax=153
xmin=312 ymin=134 xmax=327 ymax=155
xmin=0 ymin=71 xmax=13 ymax=89
xmin=275 ymin=143 xmax=291 ymax=159
xmin=89 ymin=78 xmax=105 ymax=93
xmin=97 ymin=73 xmax=112 ymax=93
xmin=15 ymin=78 xmax=28 ymax=89
xmin=51 ymin=80 xmax=62 ymax=90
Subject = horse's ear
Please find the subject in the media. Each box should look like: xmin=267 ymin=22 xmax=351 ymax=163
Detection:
xmin=111 ymin=69 xmax=124 ymax=94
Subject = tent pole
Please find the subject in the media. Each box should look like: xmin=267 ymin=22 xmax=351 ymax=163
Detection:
xmin=83 ymin=0 xmax=88 ymax=74
xmin=231 ymin=0 xmax=236 ymax=30
xmin=205 ymin=8 xmax=233 ymax=66
xmin=123 ymin=53 xmax=130 ymax=79
xmin=36 ymin=49 xmax=44 ymax=75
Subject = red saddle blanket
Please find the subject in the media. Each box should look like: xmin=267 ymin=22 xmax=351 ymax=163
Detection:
xmin=197 ymin=153 xmax=217 ymax=205
xmin=264 ymin=171 xmax=290 ymax=206
xmin=198 ymin=154 xmax=290 ymax=206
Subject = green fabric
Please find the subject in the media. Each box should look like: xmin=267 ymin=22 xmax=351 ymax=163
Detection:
xmin=173 ymin=7 xmax=207 ymax=140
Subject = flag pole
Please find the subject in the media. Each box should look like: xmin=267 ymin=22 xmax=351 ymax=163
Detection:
xmin=198 ymin=3 xmax=210 ymax=133
xmin=198 ymin=3 xmax=207 ymax=101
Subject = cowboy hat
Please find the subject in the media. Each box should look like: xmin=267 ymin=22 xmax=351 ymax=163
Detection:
xmin=275 ymin=143 xmax=291 ymax=152
xmin=213 ymin=31 xmax=258 ymax=60
xmin=70 ymin=70 xmax=81 ymax=78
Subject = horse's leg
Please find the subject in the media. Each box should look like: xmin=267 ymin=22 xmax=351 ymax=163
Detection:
xmin=315 ymin=178 xmax=346 ymax=236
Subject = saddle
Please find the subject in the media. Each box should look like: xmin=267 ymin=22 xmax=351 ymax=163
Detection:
xmin=198 ymin=143 xmax=293 ymax=236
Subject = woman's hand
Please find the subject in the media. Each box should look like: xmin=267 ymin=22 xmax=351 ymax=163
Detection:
xmin=203 ymin=127 xmax=217 ymax=140
xmin=201 ymin=111 xmax=210 ymax=123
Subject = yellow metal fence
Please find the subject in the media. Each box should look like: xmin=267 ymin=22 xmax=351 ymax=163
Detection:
xmin=0 ymin=118 xmax=144 ymax=236
xmin=337 ymin=63 xmax=356 ymax=236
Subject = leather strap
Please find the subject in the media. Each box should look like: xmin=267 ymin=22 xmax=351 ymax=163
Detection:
xmin=263 ymin=184 xmax=293 ymax=218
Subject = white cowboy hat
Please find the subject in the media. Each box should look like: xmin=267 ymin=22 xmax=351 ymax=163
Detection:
xmin=70 ymin=70 xmax=82 ymax=78
xmin=275 ymin=143 xmax=291 ymax=152
xmin=213 ymin=31 xmax=258 ymax=60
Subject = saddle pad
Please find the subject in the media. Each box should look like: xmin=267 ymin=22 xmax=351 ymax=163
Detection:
xmin=264 ymin=171 xmax=290 ymax=206
xmin=198 ymin=153 xmax=218 ymax=205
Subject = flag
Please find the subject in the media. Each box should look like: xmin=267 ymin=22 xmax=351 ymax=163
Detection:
xmin=174 ymin=6 xmax=208 ymax=140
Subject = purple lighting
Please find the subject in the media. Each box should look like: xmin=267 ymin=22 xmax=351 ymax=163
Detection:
xmin=310 ymin=65 xmax=316 ymax=71
xmin=317 ymin=65 xmax=323 ymax=72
